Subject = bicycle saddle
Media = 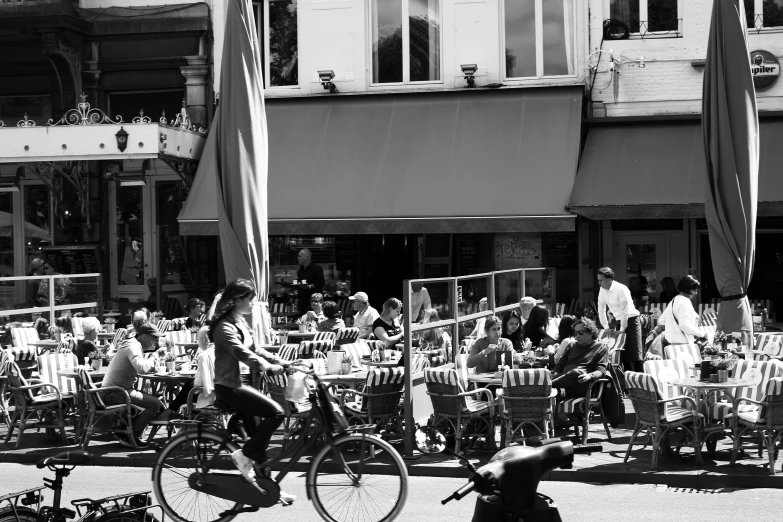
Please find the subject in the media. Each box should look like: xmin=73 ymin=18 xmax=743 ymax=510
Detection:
xmin=37 ymin=450 xmax=91 ymax=469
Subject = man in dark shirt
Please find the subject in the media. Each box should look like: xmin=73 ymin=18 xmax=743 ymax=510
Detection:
xmin=296 ymin=249 xmax=324 ymax=313
xmin=552 ymin=318 xmax=608 ymax=399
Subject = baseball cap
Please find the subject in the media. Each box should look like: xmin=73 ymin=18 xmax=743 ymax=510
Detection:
xmin=348 ymin=291 xmax=369 ymax=304
xmin=136 ymin=323 xmax=165 ymax=337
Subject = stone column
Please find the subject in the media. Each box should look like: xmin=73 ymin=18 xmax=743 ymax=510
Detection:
xmin=180 ymin=55 xmax=209 ymax=129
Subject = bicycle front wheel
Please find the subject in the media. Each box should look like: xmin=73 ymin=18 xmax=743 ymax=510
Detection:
xmin=152 ymin=430 xmax=242 ymax=522
xmin=308 ymin=433 xmax=408 ymax=522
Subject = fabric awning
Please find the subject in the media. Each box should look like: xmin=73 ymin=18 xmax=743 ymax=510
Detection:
xmin=178 ymin=86 xmax=583 ymax=235
xmin=569 ymin=120 xmax=783 ymax=219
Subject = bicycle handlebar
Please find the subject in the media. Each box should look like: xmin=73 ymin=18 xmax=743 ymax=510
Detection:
xmin=442 ymin=481 xmax=476 ymax=505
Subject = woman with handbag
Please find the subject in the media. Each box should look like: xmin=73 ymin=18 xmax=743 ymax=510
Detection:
xmin=658 ymin=275 xmax=708 ymax=346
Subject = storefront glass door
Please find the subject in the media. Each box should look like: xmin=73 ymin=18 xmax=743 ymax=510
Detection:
xmin=111 ymin=183 xmax=151 ymax=303
xmin=613 ymin=233 xmax=668 ymax=306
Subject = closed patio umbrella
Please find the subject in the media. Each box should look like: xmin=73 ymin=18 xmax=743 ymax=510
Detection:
xmin=702 ymin=0 xmax=759 ymax=336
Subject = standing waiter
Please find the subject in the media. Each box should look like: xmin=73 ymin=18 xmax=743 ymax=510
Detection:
xmin=296 ymin=249 xmax=324 ymax=313
xmin=597 ymin=267 xmax=643 ymax=372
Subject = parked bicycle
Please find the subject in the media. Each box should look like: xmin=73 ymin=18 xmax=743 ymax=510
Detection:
xmin=151 ymin=365 xmax=408 ymax=522
xmin=0 ymin=450 xmax=157 ymax=522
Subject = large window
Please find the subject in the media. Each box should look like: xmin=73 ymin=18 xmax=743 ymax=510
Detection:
xmin=371 ymin=0 xmax=441 ymax=85
xmin=609 ymin=0 xmax=681 ymax=35
xmin=745 ymin=0 xmax=783 ymax=30
xmin=253 ymin=0 xmax=299 ymax=87
xmin=504 ymin=0 xmax=575 ymax=79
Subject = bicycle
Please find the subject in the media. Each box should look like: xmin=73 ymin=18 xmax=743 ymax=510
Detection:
xmin=151 ymin=365 xmax=409 ymax=522
xmin=0 ymin=450 xmax=157 ymax=522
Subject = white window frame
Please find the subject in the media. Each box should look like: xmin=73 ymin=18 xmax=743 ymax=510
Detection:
xmin=253 ymin=0 xmax=300 ymax=89
xmin=603 ymin=0 xmax=684 ymax=39
xmin=747 ymin=0 xmax=783 ymax=32
xmin=501 ymin=0 xmax=578 ymax=80
xmin=368 ymin=0 xmax=444 ymax=87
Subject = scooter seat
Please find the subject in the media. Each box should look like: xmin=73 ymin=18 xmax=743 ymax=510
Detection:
xmin=37 ymin=450 xmax=91 ymax=469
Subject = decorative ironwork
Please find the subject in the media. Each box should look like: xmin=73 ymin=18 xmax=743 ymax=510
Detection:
xmin=48 ymin=93 xmax=123 ymax=126
xmin=632 ymin=19 xmax=682 ymax=39
xmin=158 ymin=108 xmax=206 ymax=135
xmin=132 ymin=109 xmax=152 ymax=124
xmin=749 ymin=14 xmax=783 ymax=34
xmin=18 ymin=114 xmax=36 ymax=127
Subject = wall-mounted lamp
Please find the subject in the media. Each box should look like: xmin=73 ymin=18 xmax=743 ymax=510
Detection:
xmin=461 ymin=64 xmax=478 ymax=87
xmin=115 ymin=126 xmax=129 ymax=152
xmin=318 ymin=70 xmax=337 ymax=93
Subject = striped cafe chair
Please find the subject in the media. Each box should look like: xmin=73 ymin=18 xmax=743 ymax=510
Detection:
xmin=752 ymin=333 xmax=783 ymax=361
xmin=55 ymin=340 xmax=73 ymax=354
xmin=165 ymin=330 xmax=191 ymax=361
xmin=70 ymin=317 xmax=84 ymax=341
xmin=37 ymin=353 xmax=79 ymax=400
xmin=424 ymin=367 xmax=496 ymax=454
xmin=334 ymin=327 xmax=360 ymax=346
xmin=499 ymin=369 xmax=557 ymax=447
xmin=76 ymin=365 xmax=139 ymax=450
xmin=0 ymin=349 xmax=11 ymax=428
xmin=699 ymin=308 xmax=718 ymax=327
xmin=11 ymin=327 xmax=40 ymax=349
xmin=555 ymin=374 xmax=612 ymax=444
xmin=643 ymin=359 xmax=691 ymax=406
xmin=728 ymin=377 xmax=783 ymax=475
xmin=4 ymin=359 xmax=69 ymax=448
xmin=710 ymin=359 xmax=783 ymax=425
xmin=312 ymin=331 xmax=336 ymax=342
xmin=602 ymin=331 xmax=626 ymax=371
xmin=624 ymin=371 xmax=703 ymax=470
xmin=156 ymin=319 xmax=172 ymax=333
xmin=664 ymin=344 xmax=702 ymax=376
xmin=107 ymin=328 xmax=128 ymax=355
xmin=278 ymin=344 xmax=300 ymax=362
xmin=455 ymin=353 xmax=473 ymax=390
xmin=411 ymin=353 xmax=431 ymax=376
xmin=263 ymin=372 xmax=312 ymax=450
xmin=299 ymin=340 xmax=333 ymax=359
xmin=341 ymin=367 xmax=405 ymax=436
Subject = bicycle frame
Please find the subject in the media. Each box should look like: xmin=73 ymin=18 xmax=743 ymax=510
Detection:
xmin=0 ymin=488 xmax=43 ymax=522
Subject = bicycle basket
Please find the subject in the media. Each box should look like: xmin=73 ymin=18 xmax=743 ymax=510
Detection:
xmin=315 ymin=381 xmax=349 ymax=435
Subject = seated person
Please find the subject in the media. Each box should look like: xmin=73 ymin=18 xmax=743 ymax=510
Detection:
xmin=300 ymin=293 xmax=325 ymax=326
xmin=101 ymin=322 xmax=167 ymax=449
xmin=501 ymin=310 xmax=525 ymax=352
xmin=317 ymin=301 xmax=345 ymax=333
xmin=55 ymin=316 xmax=74 ymax=337
xmin=467 ymin=315 xmax=514 ymax=373
xmin=373 ymin=298 xmax=404 ymax=348
xmin=420 ymin=308 xmax=452 ymax=357
xmin=184 ymin=298 xmax=206 ymax=329
xmin=468 ymin=297 xmax=489 ymax=338
xmin=554 ymin=315 xmax=577 ymax=364
xmin=522 ymin=305 xmax=558 ymax=349
xmin=551 ymin=318 xmax=608 ymax=401
xmin=73 ymin=317 xmax=101 ymax=365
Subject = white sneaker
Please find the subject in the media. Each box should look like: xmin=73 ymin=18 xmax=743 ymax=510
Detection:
xmin=279 ymin=491 xmax=297 ymax=506
xmin=231 ymin=449 xmax=257 ymax=483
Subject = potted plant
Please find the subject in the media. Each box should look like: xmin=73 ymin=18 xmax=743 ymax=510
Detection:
xmin=711 ymin=356 xmax=738 ymax=383
xmin=104 ymin=316 xmax=117 ymax=333
xmin=701 ymin=344 xmax=720 ymax=361
xmin=87 ymin=349 xmax=108 ymax=371
xmin=164 ymin=352 xmax=177 ymax=373
xmin=295 ymin=317 xmax=306 ymax=333
xmin=713 ymin=330 xmax=728 ymax=352
xmin=340 ymin=354 xmax=353 ymax=375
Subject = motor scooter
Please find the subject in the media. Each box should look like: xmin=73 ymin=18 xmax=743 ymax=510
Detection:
xmin=415 ymin=427 xmax=602 ymax=522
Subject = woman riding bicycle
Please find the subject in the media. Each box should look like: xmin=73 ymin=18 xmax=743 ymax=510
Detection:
xmin=209 ymin=278 xmax=295 ymax=502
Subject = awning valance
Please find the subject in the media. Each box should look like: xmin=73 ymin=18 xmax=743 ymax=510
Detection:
xmin=179 ymin=86 xmax=583 ymax=235
xmin=569 ymin=120 xmax=783 ymax=219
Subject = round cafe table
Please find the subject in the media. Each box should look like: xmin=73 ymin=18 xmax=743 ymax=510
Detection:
xmin=138 ymin=371 xmax=196 ymax=408
xmin=468 ymin=373 xmax=503 ymax=386
xmin=364 ymin=360 xmax=400 ymax=368
xmin=285 ymin=331 xmax=317 ymax=341
xmin=27 ymin=340 xmax=61 ymax=355
xmin=97 ymin=332 xmax=117 ymax=341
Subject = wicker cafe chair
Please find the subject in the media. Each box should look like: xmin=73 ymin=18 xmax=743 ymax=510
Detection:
xmin=278 ymin=344 xmax=300 ymax=362
xmin=623 ymin=371 xmax=703 ymax=470
xmin=76 ymin=366 xmax=139 ymax=450
xmin=312 ymin=331 xmax=336 ymax=342
xmin=424 ymin=368 xmax=496 ymax=454
xmin=341 ymin=367 xmax=405 ymax=435
xmin=341 ymin=342 xmax=371 ymax=371
xmin=11 ymin=327 xmax=40 ymax=349
xmin=500 ymin=369 xmax=557 ymax=447
xmin=0 ymin=350 xmax=11 ymax=428
xmin=555 ymin=374 xmax=612 ymax=444
xmin=263 ymin=372 xmax=312 ymax=451
xmin=710 ymin=359 xmax=783 ymax=424
xmin=37 ymin=353 xmax=79 ymax=400
xmin=334 ymin=327 xmax=360 ymax=346
xmin=752 ymin=333 xmax=783 ymax=361
xmin=728 ymin=377 xmax=783 ymax=475
xmin=298 ymin=340 xmax=333 ymax=359
xmin=664 ymin=344 xmax=702 ymax=366
xmin=4 ymin=359 xmax=69 ymax=448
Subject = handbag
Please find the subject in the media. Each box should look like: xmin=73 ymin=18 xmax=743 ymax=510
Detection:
xmin=315 ymin=380 xmax=349 ymax=434
xmin=284 ymin=371 xmax=309 ymax=403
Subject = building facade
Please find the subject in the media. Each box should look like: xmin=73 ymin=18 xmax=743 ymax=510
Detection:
xmin=571 ymin=0 xmax=783 ymax=314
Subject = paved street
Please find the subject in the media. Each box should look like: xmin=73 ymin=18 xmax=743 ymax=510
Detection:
xmin=0 ymin=463 xmax=780 ymax=522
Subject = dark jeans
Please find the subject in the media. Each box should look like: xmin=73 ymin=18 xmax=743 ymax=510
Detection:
xmin=552 ymin=369 xmax=591 ymax=400
xmin=169 ymin=381 xmax=194 ymax=412
xmin=103 ymin=389 xmax=163 ymax=437
xmin=622 ymin=316 xmax=643 ymax=364
xmin=214 ymin=383 xmax=284 ymax=463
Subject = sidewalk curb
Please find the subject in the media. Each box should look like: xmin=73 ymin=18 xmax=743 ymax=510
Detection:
xmin=2 ymin=451 xmax=781 ymax=490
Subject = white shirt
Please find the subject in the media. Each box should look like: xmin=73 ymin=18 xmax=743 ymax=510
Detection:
xmin=194 ymin=347 xmax=216 ymax=409
xmin=410 ymin=288 xmax=432 ymax=322
xmin=658 ymin=295 xmax=706 ymax=344
xmin=598 ymin=280 xmax=639 ymax=331
xmin=353 ymin=305 xmax=380 ymax=339
xmin=469 ymin=317 xmax=488 ymax=338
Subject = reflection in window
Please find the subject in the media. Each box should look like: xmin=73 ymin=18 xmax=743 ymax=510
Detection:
xmin=505 ymin=0 xmax=574 ymax=78
xmin=610 ymin=0 xmax=640 ymax=33
xmin=610 ymin=0 xmax=679 ymax=33
xmin=0 ymin=193 xmax=13 ymax=309
xmin=372 ymin=0 xmax=441 ymax=84
xmin=24 ymin=185 xmax=51 ymax=272
xmin=117 ymin=186 xmax=144 ymax=286
xmin=268 ymin=0 xmax=298 ymax=86
xmin=746 ymin=0 xmax=783 ymax=28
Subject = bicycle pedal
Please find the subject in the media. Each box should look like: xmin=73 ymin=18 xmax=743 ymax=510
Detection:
xmin=219 ymin=506 xmax=259 ymax=517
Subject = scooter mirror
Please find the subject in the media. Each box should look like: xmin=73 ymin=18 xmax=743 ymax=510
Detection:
xmin=415 ymin=426 xmax=447 ymax=454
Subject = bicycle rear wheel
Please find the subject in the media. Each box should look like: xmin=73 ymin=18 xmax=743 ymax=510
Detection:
xmin=308 ymin=433 xmax=408 ymax=522
xmin=152 ymin=430 xmax=242 ymax=522
xmin=0 ymin=507 xmax=37 ymax=522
